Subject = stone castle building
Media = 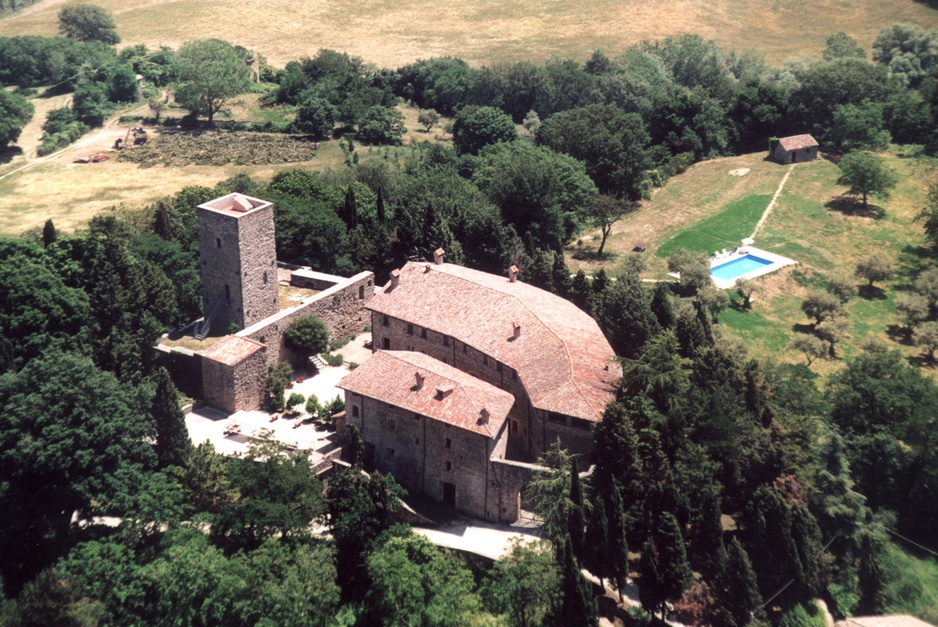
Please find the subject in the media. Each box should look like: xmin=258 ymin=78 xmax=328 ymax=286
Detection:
xmin=160 ymin=192 xmax=374 ymax=414
xmin=337 ymin=251 xmax=620 ymax=521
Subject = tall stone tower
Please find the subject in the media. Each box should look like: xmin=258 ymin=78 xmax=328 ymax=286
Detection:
xmin=197 ymin=193 xmax=279 ymax=336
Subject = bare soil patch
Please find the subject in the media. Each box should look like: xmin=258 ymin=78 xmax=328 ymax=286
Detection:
xmin=116 ymin=131 xmax=321 ymax=167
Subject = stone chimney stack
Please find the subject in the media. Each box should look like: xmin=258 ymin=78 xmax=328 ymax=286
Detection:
xmin=389 ymin=269 xmax=401 ymax=289
xmin=424 ymin=263 xmax=431 ymax=273
xmin=436 ymin=384 xmax=455 ymax=399
xmin=512 ymin=321 xmax=522 ymax=340
xmin=434 ymin=248 xmax=445 ymax=265
xmin=479 ymin=408 xmax=490 ymax=424
xmin=135 ymin=74 xmax=144 ymax=100
xmin=414 ymin=371 xmax=425 ymax=389
xmin=509 ymin=265 xmax=518 ymax=283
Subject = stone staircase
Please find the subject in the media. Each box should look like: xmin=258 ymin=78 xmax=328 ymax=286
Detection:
xmin=195 ymin=298 xmax=229 ymax=340
xmin=309 ymin=353 xmax=328 ymax=370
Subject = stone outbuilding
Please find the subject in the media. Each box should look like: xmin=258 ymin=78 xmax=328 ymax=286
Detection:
xmin=772 ymin=134 xmax=819 ymax=164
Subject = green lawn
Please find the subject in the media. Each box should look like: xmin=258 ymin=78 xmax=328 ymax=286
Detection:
xmin=656 ymin=194 xmax=772 ymax=258
xmin=883 ymin=541 xmax=938 ymax=623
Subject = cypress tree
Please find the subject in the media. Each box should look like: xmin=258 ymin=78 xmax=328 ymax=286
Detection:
xmin=555 ymin=533 xmax=598 ymax=627
xmin=342 ymin=184 xmax=358 ymax=228
xmin=592 ymin=268 xmax=608 ymax=295
xmin=42 ymin=219 xmax=57 ymax=248
xmin=346 ymin=423 xmax=364 ymax=467
xmin=584 ymin=491 xmax=610 ymax=588
xmin=857 ymin=525 xmax=887 ymax=615
xmin=152 ymin=367 xmax=193 ymax=468
xmin=691 ymin=485 xmax=727 ymax=579
xmin=551 ymin=251 xmax=571 ymax=297
xmin=655 ymin=512 xmax=691 ymax=615
xmin=650 ymin=282 xmax=677 ymax=329
xmin=376 ymin=186 xmax=386 ymax=222
xmin=570 ymin=270 xmax=593 ymax=313
xmin=715 ymin=538 xmax=764 ymax=627
xmin=638 ymin=537 xmax=666 ymax=620
xmin=607 ymin=481 xmax=630 ymax=602
xmin=568 ymin=457 xmax=586 ymax=561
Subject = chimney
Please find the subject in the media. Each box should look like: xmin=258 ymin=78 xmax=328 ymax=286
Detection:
xmin=414 ymin=371 xmax=425 ymax=389
xmin=479 ymin=408 xmax=490 ymax=424
xmin=512 ymin=321 xmax=522 ymax=340
xmin=436 ymin=384 xmax=455 ymax=399
xmin=434 ymin=248 xmax=445 ymax=265
xmin=389 ymin=269 xmax=401 ymax=289
xmin=424 ymin=263 xmax=431 ymax=273
xmin=509 ymin=265 xmax=518 ymax=283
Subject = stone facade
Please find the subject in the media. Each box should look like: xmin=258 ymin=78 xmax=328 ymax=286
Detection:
xmin=239 ymin=270 xmax=374 ymax=369
xmin=197 ymin=194 xmax=279 ymax=334
xmin=201 ymin=336 xmax=268 ymax=414
xmin=370 ymin=311 xmax=596 ymax=461
xmin=772 ymin=134 xmax=819 ymax=164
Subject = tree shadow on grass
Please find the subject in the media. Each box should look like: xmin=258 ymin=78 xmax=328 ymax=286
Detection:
xmin=907 ymin=353 xmax=938 ymax=369
xmin=825 ymin=196 xmax=885 ymax=219
xmin=886 ymin=324 xmax=915 ymax=346
xmin=570 ymin=248 xmax=619 ymax=263
xmin=858 ymin=284 xmax=888 ymax=300
xmin=0 ymin=146 xmax=23 ymax=166
xmin=792 ymin=322 xmax=815 ymax=334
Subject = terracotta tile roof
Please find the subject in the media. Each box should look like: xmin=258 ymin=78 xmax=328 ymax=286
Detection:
xmin=367 ymin=262 xmax=620 ymax=421
xmin=338 ymin=351 xmax=514 ymax=438
xmin=778 ymin=134 xmax=818 ymax=151
xmin=202 ymin=335 xmax=265 ymax=366
xmin=844 ymin=617 xmax=935 ymax=627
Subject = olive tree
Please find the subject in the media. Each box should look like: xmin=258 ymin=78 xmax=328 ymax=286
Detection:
xmin=836 ymin=150 xmax=899 ymax=212
xmin=856 ymin=253 xmax=895 ymax=289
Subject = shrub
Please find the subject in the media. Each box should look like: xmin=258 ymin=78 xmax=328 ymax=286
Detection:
xmin=305 ymin=394 xmax=322 ymax=416
xmin=283 ymin=315 xmax=329 ymax=353
xmin=324 ymin=353 xmax=344 ymax=367
xmin=265 ymin=361 xmax=293 ymax=411
xmin=285 ymin=392 xmax=305 ymax=413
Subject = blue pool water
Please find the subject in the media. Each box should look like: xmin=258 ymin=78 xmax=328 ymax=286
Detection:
xmin=711 ymin=254 xmax=773 ymax=280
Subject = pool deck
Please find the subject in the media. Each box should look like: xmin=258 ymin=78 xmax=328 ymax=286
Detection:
xmin=709 ymin=246 xmax=796 ymax=289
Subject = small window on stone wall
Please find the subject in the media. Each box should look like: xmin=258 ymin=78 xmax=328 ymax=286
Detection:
xmin=382 ymin=315 xmax=389 ymax=326
xmin=352 ymin=406 xmax=359 ymax=418
xmin=483 ymin=355 xmax=488 ymax=366
xmin=445 ymin=437 xmax=451 ymax=449
xmin=496 ymin=362 xmax=502 ymax=372
xmin=386 ymin=448 xmax=395 ymax=459
xmin=462 ymin=343 xmax=467 ymax=354
xmin=263 ymin=271 xmax=268 ymax=285
xmin=445 ymin=461 xmax=452 ymax=471
xmin=407 ymin=324 xmax=414 ymax=336
xmin=444 ymin=336 xmax=450 ymax=347
xmin=216 ymin=237 xmax=221 ymax=248
xmin=359 ymin=286 xmax=364 ymax=300
xmin=421 ymin=328 xmax=427 ymax=339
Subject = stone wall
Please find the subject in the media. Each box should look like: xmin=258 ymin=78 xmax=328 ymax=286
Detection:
xmin=197 ymin=202 xmax=279 ymax=333
xmin=202 ymin=343 xmax=267 ymax=414
xmin=236 ymin=206 xmax=279 ymax=328
xmin=153 ymin=344 xmax=203 ymax=398
xmin=239 ymin=271 xmax=374 ymax=368
xmin=773 ymin=144 xmax=818 ymax=164
xmin=344 ymin=390 xmax=517 ymax=521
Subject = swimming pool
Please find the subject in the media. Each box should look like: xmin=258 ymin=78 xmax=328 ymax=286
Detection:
xmin=711 ymin=254 xmax=773 ymax=281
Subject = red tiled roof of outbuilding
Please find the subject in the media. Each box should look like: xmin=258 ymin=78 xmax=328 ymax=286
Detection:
xmin=367 ymin=262 xmax=620 ymax=422
xmin=778 ymin=134 xmax=819 ymax=151
xmin=338 ymin=351 xmax=514 ymax=438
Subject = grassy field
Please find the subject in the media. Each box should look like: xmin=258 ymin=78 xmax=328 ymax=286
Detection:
xmin=884 ymin=541 xmax=938 ymax=623
xmin=572 ymin=150 xmax=934 ymax=374
xmin=2 ymin=0 xmax=938 ymax=68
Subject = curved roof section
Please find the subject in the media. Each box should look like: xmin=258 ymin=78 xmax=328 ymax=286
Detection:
xmin=367 ymin=262 xmax=620 ymax=421
xmin=338 ymin=351 xmax=514 ymax=438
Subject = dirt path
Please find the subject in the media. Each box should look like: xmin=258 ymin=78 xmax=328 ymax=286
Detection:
xmin=0 ymin=96 xmax=154 ymax=184
xmin=750 ymin=163 xmax=795 ymax=239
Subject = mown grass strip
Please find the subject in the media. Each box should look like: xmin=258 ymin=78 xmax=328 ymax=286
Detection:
xmin=656 ymin=194 xmax=772 ymax=258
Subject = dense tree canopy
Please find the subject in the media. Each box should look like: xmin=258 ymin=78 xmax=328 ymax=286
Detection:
xmin=58 ymin=4 xmax=120 ymax=45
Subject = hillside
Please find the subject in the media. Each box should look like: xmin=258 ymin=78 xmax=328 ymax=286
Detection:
xmin=2 ymin=0 xmax=938 ymax=67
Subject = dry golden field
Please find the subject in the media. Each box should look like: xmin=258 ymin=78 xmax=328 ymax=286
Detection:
xmin=3 ymin=0 xmax=938 ymax=68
